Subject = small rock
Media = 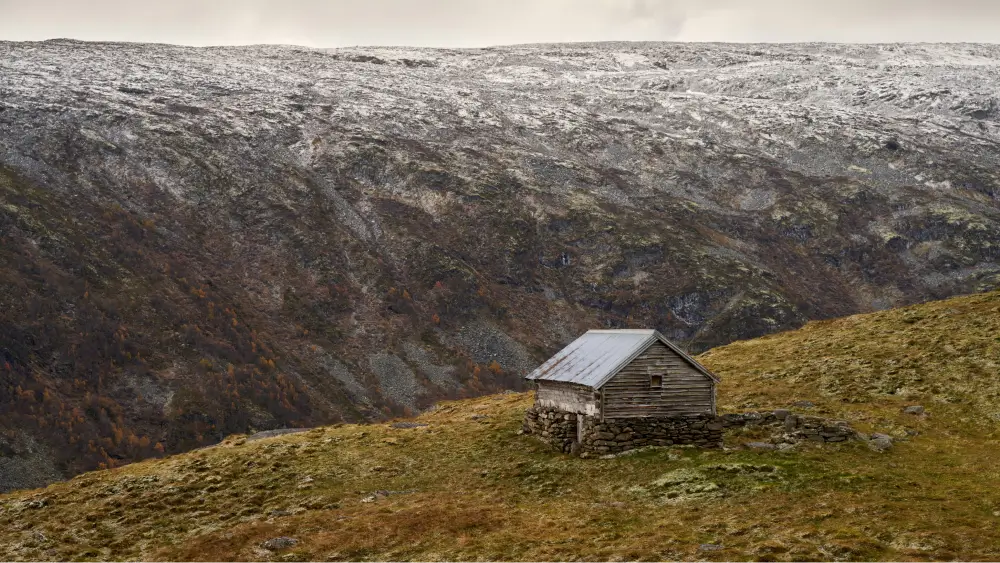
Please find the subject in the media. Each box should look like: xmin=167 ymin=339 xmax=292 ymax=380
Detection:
xmin=745 ymin=442 xmax=777 ymax=451
xmin=699 ymin=543 xmax=724 ymax=551
xmin=360 ymin=489 xmax=415 ymax=503
xmin=792 ymin=401 xmax=815 ymax=408
xmin=868 ymin=433 xmax=893 ymax=452
xmin=269 ymin=509 xmax=292 ymax=518
xmin=391 ymin=422 xmax=428 ymax=429
xmin=247 ymin=428 xmax=309 ymax=442
xmin=24 ymin=499 xmax=49 ymax=509
xmin=261 ymin=537 xmax=298 ymax=551
xmin=903 ymin=405 xmax=925 ymax=415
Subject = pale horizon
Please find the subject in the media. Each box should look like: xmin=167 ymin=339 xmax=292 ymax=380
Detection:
xmin=2 ymin=0 xmax=1000 ymax=48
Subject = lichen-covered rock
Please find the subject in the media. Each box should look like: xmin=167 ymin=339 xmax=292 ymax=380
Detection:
xmin=868 ymin=433 xmax=895 ymax=452
xmin=261 ymin=537 xmax=298 ymax=551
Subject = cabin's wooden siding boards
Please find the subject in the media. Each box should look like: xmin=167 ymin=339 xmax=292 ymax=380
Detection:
xmin=600 ymin=341 xmax=714 ymax=418
xmin=535 ymin=380 xmax=599 ymax=416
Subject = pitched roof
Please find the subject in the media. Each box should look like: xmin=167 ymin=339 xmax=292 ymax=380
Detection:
xmin=524 ymin=329 xmax=719 ymax=389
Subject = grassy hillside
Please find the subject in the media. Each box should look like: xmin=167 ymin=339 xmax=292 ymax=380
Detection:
xmin=2 ymin=291 xmax=1000 ymax=561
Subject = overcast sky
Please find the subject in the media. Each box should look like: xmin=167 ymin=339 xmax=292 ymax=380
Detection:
xmin=2 ymin=0 xmax=1000 ymax=47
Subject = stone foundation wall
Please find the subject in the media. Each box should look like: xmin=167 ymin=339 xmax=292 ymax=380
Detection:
xmin=578 ymin=414 xmax=723 ymax=454
xmin=522 ymin=406 xmax=722 ymax=454
xmin=522 ymin=405 xmax=859 ymax=455
xmin=521 ymin=406 xmax=579 ymax=453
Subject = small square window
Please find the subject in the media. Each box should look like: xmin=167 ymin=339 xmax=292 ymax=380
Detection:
xmin=650 ymin=374 xmax=663 ymax=388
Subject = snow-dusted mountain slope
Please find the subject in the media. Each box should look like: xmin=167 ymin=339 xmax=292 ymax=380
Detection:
xmin=1 ymin=40 xmax=999 ymax=489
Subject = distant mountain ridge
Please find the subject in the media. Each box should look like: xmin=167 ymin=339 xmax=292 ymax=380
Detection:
xmin=1 ymin=40 xmax=999 ymax=490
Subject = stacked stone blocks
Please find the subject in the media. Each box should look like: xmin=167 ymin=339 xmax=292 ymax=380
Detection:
xmin=523 ymin=405 xmax=724 ymax=454
xmin=523 ymin=406 xmax=859 ymax=454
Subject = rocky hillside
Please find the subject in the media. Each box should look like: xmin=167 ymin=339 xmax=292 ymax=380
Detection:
xmin=2 ymin=40 xmax=1000 ymax=489
xmin=3 ymin=290 xmax=1000 ymax=561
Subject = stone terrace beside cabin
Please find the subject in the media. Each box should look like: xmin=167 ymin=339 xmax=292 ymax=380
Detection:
xmin=522 ymin=330 xmax=723 ymax=455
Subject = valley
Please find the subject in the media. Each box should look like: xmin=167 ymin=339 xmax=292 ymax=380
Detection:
xmin=1 ymin=40 xmax=999 ymax=489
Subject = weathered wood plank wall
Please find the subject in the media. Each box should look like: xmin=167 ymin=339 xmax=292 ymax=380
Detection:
xmin=600 ymin=341 xmax=714 ymax=418
xmin=536 ymin=380 xmax=600 ymax=415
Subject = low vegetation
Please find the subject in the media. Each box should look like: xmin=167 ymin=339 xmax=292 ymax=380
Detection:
xmin=2 ymin=291 xmax=1000 ymax=561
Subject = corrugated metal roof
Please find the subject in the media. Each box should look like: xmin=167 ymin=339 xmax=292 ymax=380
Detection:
xmin=525 ymin=329 xmax=718 ymax=389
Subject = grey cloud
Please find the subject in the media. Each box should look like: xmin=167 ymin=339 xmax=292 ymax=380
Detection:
xmin=1 ymin=0 xmax=1000 ymax=46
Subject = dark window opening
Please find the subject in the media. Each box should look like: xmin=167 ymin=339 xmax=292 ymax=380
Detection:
xmin=650 ymin=374 xmax=663 ymax=388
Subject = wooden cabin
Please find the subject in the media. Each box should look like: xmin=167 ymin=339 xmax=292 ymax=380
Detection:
xmin=525 ymin=329 xmax=718 ymax=420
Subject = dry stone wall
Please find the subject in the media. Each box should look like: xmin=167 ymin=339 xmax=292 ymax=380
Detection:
xmin=523 ymin=405 xmax=860 ymax=455
xmin=719 ymin=410 xmax=860 ymax=443
xmin=578 ymin=414 xmax=723 ymax=454
xmin=521 ymin=406 xmax=579 ymax=454
xmin=522 ymin=405 xmax=723 ymax=454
